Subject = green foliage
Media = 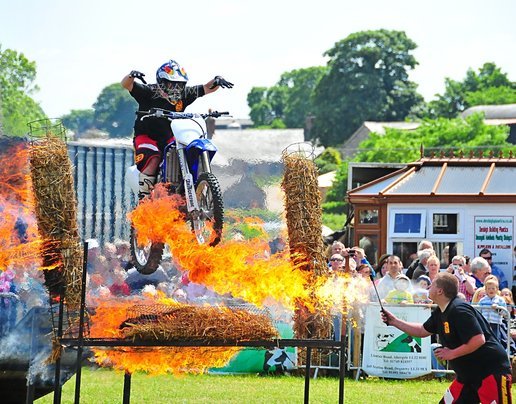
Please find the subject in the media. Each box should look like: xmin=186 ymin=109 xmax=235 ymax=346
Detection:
xmin=322 ymin=200 xmax=347 ymax=214
xmin=322 ymin=212 xmax=347 ymax=231
xmin=357 ymin=113 xmax=510 ymax=163
xmin=0 ymin=45 xmax=46 ymax=136
xmin=424 ymin=62 xmax=516 ymax=118
xmin=93 ymin=83 xmax=137 ymax=137
xmin=246 ymin=67 xmax=326 ymax=128
xmin=326 ymin=160 xmax=349 ymax=202
xmin=60 ymin=109 xmax=95 ymax=135
xmin=225 ymin=208 xmax=281 ymax=223
xmin=315 ymin=147 xmax=342 ymax=174
xmin=311 ymin=29 xmax=424 ymax=146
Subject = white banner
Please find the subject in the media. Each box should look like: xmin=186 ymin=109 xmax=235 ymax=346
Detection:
xmin=362 ymin=303 xmax=433 ymax=379
xmin=474 ymin=216 xmax=514 ymax=287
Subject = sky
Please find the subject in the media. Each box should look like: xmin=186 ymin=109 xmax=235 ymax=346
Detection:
xmin=1 ymin=0 xmax=516 ymax=120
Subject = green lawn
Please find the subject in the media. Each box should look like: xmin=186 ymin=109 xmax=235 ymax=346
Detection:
xmin=36 ymin=367 xmax=457 ymax=403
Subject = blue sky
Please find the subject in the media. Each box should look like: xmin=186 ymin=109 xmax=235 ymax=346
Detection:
xmin=1 ymin=0 xmax=515 ymax=119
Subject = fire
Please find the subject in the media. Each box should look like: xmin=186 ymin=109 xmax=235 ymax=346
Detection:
xmin=129 ymin=187 xmax=311 ymax=309
xmin=89 ymin=294 xmax=240 ymax=375
xmin=0 ymin=141 xmax=43 ymax=271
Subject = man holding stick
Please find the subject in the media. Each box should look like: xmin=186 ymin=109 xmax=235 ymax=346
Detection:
xmin=382 ymin=272 xmax=512 ymax=403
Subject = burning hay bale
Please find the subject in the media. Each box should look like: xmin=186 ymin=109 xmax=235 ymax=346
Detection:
xmin=28 ymin=124 xmax=83 ymax=308
xmin=281 ymin=146 xmax=331 ymax=340
xmin=120 ymin=304 xmax=279 ymax=342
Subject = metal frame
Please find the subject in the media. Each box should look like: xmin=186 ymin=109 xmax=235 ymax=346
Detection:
xmin=50 ymin=241 xmax=347 ymax=404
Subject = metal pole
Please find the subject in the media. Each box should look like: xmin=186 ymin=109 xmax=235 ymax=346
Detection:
xmin=53 ymin=288 xmax=65 ymax=404
xmin=338 ymin=339 xmax=345 ymax=404
xmin=73 ymin=241 xmax=89 ymax=404
xmin=123 ymin=372 xmax=132 ymax=404
xmin=304 ymin=347 xmax=312 ymax=404
xmin=25 ymin=309 xmax=38 ymax=404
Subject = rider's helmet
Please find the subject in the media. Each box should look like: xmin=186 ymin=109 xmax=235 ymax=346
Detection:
xmin=156 ymin=60 xmax=189 ymax=101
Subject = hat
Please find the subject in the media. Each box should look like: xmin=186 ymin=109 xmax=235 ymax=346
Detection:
xmin=416 ymin=275 xmax=432 ymax=285
xmin=376 ymin=253 xmax=391 ymax=268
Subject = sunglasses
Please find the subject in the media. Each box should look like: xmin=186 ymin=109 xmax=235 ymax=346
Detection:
xmin=482 ymin=256 xmax=493 ymax=260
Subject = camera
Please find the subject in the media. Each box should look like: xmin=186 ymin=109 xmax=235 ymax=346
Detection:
xmin=348 ymin=249 xmax=356 ymax=257
xmin=451 ymin=264 xmax=459 ymax=271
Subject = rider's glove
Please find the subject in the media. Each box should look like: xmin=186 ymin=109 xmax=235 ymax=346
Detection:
xmin=129 ymin=70 xmax=146 ymax=80
xmin=210 ymin=76 xmax=233 ymax=89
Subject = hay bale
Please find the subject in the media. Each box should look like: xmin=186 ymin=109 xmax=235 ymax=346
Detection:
xmin=120 ymin=304 xmax=279 ymax=342
xmin=28 ymin=127 xmax=83 ymax=309
xmin=281 ymin=147 xmax=331 ymax=339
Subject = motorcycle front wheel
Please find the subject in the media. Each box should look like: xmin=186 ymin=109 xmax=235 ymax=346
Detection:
xmin=191 ymin=172 xmax=224 ymax=246
xmin=129 ymin=226 xmax=164 ymax=275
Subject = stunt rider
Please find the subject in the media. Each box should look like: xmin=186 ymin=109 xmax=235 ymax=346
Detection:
xmin=121 ymin=59 xmax=233 ymax=200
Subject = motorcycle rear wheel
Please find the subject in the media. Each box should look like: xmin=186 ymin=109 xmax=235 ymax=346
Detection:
xmin=130 ymin=226 xmax=164 ymax=275
xmin=191 ymin=172 xmax=224 ymax=246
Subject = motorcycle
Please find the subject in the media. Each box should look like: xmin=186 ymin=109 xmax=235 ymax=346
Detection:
xmin=127 ymin=108 xmax=227 ymax=274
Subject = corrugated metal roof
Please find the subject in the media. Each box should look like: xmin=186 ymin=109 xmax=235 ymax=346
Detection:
xmin=348 ymin=157 xmax=516 ymax=197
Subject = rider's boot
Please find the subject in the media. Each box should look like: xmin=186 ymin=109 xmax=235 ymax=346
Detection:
xmin=138 ymin=173 xmax=156 ymax=201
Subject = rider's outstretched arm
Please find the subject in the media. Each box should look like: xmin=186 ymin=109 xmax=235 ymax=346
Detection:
xmin=203 ymin=78 xmax=219 ymax=95
xmin=121 ymin=74 xmax=135 ymax=91
xmin=204 ymin=75 xmax=233 ymax=95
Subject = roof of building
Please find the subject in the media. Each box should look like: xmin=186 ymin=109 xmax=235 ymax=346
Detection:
xmin=462 ymin=104 xmax=516 ymax=120
xmin=348 ymin=151 xmax=516 ymax=201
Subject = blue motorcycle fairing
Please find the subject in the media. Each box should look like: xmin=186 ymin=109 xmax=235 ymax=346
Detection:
xmin=186 ymin=139 xmax=217 ymax=181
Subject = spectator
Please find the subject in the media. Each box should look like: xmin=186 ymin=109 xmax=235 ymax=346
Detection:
xmin=109 ymin=269 xmax=131 ymax=296
xmin=352 ymin=247 xmax=376 ymax=277
xmin=501 ymin=288 xmax=516 ymax=318
xmin=425 ymin=255 xmax=441 ymax=283
xmin=114 ymin=239 xmax=133 ymax=270
xmin=471 ymin=287 xmax=486 ymax=304
xmin=479 ymin=248 xmax=508 ymax=290
xmin=405 ymin=240 xmax=433 ymax=278
xmin=356 ymin=264 xmax=372 ymax=279
xmin=413 ymin=275 xmax=432 ymax=304
xmin=411 ymin=249 xmax=435 ymax=280
xmin=371 ymin=255 xmax=403 ymax=301
xmin=375 ymin=253 xmax=391 ymax=281
xmin=329 ymin=254 xmax=344 ymax=274
xmin=440 ymin=245 xmax=450 ymax=269
xmin=447 ymin=255 xmax=476 ymax=302
xmin=478 ymin=277 xmax=507 ymax=340
xmin=326 ymin=241 xmax=345 ymax=260
xmin=470 ymin=257 xmax=492 ymax=288
xmin=385 ymin=274 xmax=414 ymax=304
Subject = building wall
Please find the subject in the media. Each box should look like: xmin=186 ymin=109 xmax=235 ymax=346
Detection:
xmin=387 ymin=202 xmax=516 ymax=287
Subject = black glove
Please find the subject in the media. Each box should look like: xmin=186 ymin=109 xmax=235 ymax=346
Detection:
xmin=129 ymin=70 xmax=146 ymax=83
xmin=210 ymin=76 xmax=233 ymax=89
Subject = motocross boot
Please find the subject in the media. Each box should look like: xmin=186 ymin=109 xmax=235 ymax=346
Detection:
xmin=138 ymin=173 xmax=156 ymax=201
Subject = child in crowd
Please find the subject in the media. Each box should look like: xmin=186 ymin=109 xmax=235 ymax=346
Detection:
xmin=501 ymin=288 xmax=516 ymax=318
xmin=478 ymin=278 xmax=507 ymax=339
xmin=471 ymin=286 xmax=486 ymax=304
xmin=385 ymin=274 xmax=413 ymax=304
xmin=412 ymin=275 xmax=432 ymax=304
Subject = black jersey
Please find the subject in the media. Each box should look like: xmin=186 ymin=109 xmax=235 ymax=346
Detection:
xmin=423 ymin=297 xmax=511 ymax=383
xmin=129 ymin=82 xmax=204 ymax=138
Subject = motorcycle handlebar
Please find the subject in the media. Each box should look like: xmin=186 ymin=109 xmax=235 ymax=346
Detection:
xmin=138 ymin=108 xmax=230 ymax=121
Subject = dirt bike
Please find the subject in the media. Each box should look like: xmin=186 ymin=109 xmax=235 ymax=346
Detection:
xmin=127 ymin=108 xmax=227 ymax=274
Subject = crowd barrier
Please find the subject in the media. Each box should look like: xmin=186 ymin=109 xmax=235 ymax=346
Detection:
xmin=309 ymin=302 xmax=513 ymax=380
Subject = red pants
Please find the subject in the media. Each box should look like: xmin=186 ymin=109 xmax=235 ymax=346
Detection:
xmin=133 ymin=134 xmax=174 ymax=172
xmin=440 ymin=374 xmax=512 ymax=404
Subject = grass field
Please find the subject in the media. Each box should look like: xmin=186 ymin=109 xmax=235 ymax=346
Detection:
xmin=37 ymin=367 xmax=462 ymax=403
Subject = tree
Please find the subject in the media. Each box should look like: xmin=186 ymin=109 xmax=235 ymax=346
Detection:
xmin=326 ymin=114 xmax=511 ymax=203
xmin=314 ymin=146 xmax=341 ymax=174
xmin=0 ymin=45 xmax=46 ymax=136
xmin=246 ymin=67 xmax=326 ymax=128
xmin=425 ymin=62 xmax=516 ymax=118
xmin=311 ymin=30 xmax=423 ymax=146
xmin=93 ymin=83 xmax=137 ymax=138
xmin=60 ymin=109 xmax=95 ymax=135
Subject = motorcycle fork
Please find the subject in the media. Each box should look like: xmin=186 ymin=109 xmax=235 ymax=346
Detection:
xmin=177 ymin=147 xmax=199 ymax=214
xmin=200 ymin=151 xmax=212 ymax=174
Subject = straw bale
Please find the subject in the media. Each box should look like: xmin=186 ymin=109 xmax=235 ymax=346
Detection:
xmin=120 ymin=304 xmax=278 ymax=342
xmin=29 ymin=134 xmax=83 ymax=308
xmin=281 ymin=150 xmax=332 ymax=339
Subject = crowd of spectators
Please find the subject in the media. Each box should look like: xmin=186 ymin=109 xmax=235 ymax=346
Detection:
xmin=325 ymin=239 xmax=516 ymax=357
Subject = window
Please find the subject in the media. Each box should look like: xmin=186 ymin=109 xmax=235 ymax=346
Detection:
xmin=428 ymin=210 xmax=463 ymax=239
xmin=359 ymin=209 xmax=379 ymax=224
xmin=432 ymin=213 xmax=458 ymax=235
xmin=390 ymin=209 xmax=426 ymax=238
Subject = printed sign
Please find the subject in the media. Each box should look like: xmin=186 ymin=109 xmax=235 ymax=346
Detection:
xmin=474 ymin=216 xmax=514 ymax=287
xmin=362 ymin=304 xmax=432 ymax=378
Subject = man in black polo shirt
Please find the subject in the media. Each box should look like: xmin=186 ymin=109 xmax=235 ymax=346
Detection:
xmin=382 ymin=272 xmax=512 ymax=403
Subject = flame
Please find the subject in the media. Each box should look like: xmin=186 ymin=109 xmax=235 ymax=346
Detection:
xmin=129 ymin=187 xmax=310 ymax=309
xmin=89 ymin=294 xmax=240 ymax=375
xmin=0 ymin=142 xmax=44 ymax=271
